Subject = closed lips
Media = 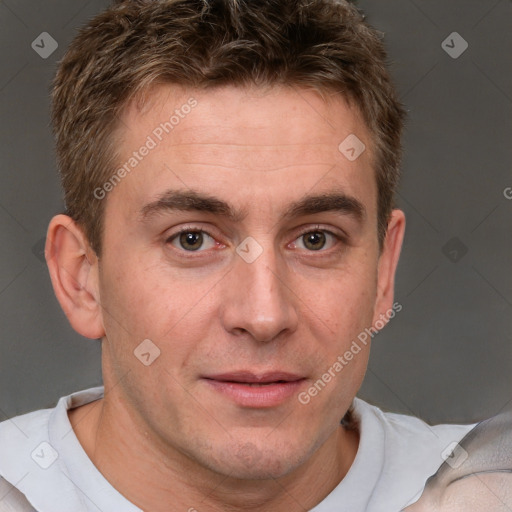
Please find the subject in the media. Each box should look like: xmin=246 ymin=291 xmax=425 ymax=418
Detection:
xmin=202 ymin=372 xmax=305 ymax=384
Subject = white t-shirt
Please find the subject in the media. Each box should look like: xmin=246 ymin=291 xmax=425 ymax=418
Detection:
xmin=0 ymin=387 xmax=473 ymax=512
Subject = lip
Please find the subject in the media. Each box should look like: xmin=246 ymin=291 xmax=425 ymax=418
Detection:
xmin=204 ymin=371 xmax=305 ymax=383
xmin=202 ymin=371 xmax=306 ymax=408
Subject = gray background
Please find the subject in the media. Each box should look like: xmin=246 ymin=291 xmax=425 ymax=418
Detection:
xmin=0 ymin=0 xmax=511 ymax=425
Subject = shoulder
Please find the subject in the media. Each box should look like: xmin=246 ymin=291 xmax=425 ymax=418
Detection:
xmin=0 ymin=407 xmax=53 ymax=439
xmin=352 ymin=397 xmax=475 ymax=507
xmin=0 ymin=406 xmax=54 ymax=473
xmin=0 ymin=408 xmax=54 ymax=512
xmin=354 ymin=396 xmax=474 ymax=447
xmin=0 ymin=387 xmax=104 ymax=511
xmin=0 ymin=477 xmax=36 ymax=511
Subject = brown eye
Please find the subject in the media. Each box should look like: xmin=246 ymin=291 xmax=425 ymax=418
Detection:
xmin=168 ymin=230 xmax=216 ymax=252
xmin=302 ymin=231 xmax=327 ymax=251
xmin=293 ymin=230 xmax=340 ymax=252
xmin=179 ymin=231 xmax=203 ymax=251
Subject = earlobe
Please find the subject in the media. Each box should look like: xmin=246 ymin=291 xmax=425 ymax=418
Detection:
xmin=373 ymin=209 xmax=406 ymax=326
xmin=45 ymin=214 xmax=105 ymax=340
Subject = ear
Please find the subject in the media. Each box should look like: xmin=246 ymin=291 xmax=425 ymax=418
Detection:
xmin=45 ymin=214 xmax=105 ymax=339
xmin=372 ymin=209 xmax=406 ymax=326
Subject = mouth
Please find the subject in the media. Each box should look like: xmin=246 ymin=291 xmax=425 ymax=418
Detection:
xmin=201 ymin=371 xmax=307 ymax=408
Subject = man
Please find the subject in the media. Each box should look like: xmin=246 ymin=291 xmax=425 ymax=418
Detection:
xmin=0 ymin=0 xmax=475 ymax=510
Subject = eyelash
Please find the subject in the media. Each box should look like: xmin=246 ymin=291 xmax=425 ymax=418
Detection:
xmin=165 ymin=225 xmax=346 ymax=257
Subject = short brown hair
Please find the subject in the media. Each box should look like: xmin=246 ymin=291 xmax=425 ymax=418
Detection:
xmin=51 ymin=0 xmax=405 ymax=256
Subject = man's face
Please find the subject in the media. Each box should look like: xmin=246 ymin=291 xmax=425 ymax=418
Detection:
xmin=95 ymin=84 xmax=391 ymax=479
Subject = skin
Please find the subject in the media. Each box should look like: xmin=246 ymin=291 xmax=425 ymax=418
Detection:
xmin=46 ymin=84 xmax=405 ymax=512
xmin=405 ymin=474 xmax=512 ymax=511
xmin=404 ymin=410 xmax=512 ymax=512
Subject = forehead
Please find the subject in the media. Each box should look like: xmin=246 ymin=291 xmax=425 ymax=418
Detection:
xmin=122 ymin=83 xmax=370 ymax=149
xmin=108 ymin=84 xmax=376 ymax=221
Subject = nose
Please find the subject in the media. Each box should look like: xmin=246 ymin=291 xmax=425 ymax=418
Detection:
xmin=219 ymin=239 xmax=299 ymax=343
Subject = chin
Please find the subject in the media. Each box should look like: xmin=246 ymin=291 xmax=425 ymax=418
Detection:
xmin=197 ymin=438 xmax=309 ymax=481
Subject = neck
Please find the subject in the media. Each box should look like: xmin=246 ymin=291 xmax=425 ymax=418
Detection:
xmin=68 ymin=391 xmax=359 ymax=512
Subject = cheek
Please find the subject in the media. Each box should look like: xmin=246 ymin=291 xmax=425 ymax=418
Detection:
xmin=99 ymin=259 xmax=155 ymax=335
xmin=303 ymin=263 xmax=378 ymax=339
xmin=99 ymin=254 xmax=219 ymax=376
xmin=100 ymin=253 xmax=188 ymax=333
xmin=296 ymin=267 xmax=377 ymax=410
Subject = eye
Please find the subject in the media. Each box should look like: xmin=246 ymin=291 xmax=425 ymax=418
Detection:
xmin=167 ymin=229 xmax=217 ymax=252
xmin=292 ymin=229 xmax=341 ymax=252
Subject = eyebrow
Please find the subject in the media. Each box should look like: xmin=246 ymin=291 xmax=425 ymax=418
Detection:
xmin=139 ymin=189 xmax=366 ymax=224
